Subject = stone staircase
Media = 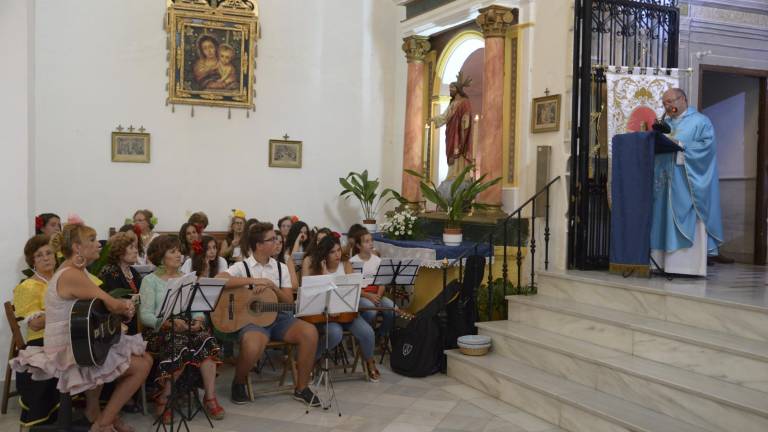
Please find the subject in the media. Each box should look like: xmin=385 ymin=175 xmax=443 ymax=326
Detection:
xmin=446 ymin=270 xmax=768 ymax=432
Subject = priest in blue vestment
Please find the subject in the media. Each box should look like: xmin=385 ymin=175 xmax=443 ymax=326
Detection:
xmin=650 ymin=88 xmax=724 ymax=276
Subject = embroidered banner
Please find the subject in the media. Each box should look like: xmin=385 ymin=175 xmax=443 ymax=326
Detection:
xmin=605 ymin=67 xmax=681 ymax=205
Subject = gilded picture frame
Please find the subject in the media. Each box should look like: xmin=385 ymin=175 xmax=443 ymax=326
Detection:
xmin=112 ymin=132 xmax=150 ymax=163
xmin=531 ymin=94 xmax=561 ymax=133
xmin=268 ymin=140 xmax=302 ymax=168
xmin=166 ymin=0 xmax=258 ymax=109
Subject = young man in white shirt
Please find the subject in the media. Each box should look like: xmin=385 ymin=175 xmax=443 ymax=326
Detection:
xmin=216 ymin=222 xmax=320 ymax=405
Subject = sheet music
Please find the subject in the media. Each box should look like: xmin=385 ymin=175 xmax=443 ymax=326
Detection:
xmin=191 ymin=278 xmax=226 ymax=312
xmin=295 ymin=276 xmax=335 ymax=317
xmin=157 ymin=273 xmax=197 ymax=324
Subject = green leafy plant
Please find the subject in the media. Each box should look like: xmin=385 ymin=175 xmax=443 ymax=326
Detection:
xmin=339 ymin=170 xmax=401 ymax=221
xmin=477 ymin=277 xmax=536 ymax=321
xmin=405 ymin=165 xmax=501 ymax=228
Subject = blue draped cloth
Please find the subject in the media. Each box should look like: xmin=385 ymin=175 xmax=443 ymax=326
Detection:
xmin=372 ymin=233 xmax=491 ymax=260
xmin=650 ymin=107 xmax=723 ymax=255
xmin=610 ymin=132 xmax=657 ymax=274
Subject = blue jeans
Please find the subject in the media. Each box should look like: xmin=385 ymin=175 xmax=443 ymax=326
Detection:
xmin=359 ymin=296 xmax=395 ymax=336
xmin=316 ymin=315 xmax=374 ymax=360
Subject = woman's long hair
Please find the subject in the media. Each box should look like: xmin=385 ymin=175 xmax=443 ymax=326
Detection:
xmin=192 ymin=235 xmax=219 ymax=278
xmin=308 ymin=235 xmax=341 ymax=276
xmin=274 ymin=230 xmax=287 ymax=264
xmin=178 ymin=222 xmax=197 ymax=256
xmin=285 ymin=221 xmax=311 ymax=253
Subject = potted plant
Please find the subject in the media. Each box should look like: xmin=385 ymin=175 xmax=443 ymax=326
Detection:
xmin=405 ymin=165 xmax=501 ymax=246
xmin=339 ymin=170 xmax=399 ymax=233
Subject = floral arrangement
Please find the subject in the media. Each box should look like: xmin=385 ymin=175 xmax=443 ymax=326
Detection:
xmin=381 ymin=209 xmax=418 ymax=240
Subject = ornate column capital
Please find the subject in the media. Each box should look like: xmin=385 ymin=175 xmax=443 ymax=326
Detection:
xmin=476 ymin=5 xmax=518 ymax=38
xmin=402 ymin=36 xmax=431 ymax=63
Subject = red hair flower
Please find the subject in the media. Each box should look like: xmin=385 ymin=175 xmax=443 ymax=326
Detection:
xmin=290 ymin=215 xmax=300 ymax=223
xmin=132 ymin=224 xmax=143 ymax=237
xmin=191 ymin=240 xmax=203 ymax=255
xmin=35 ymin=216 xmax=43 ymax=230
xmin=331 ymin=231 xmax=341 ymax=240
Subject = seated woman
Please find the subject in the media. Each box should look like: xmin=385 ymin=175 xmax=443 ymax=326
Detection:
xmin=139 ymin=235 xmax=224 ymax=422
xmin=302 ymin=235 xmax=379 ymax=382
xmin=133 ymin=209 xmax=159 ymax=257
xmin=187 ymin=211 xmax=209 ymax=235
xmin=99 ymin=231 xmax=143 ymax=335
xmin=118 ymin=224 xmax=147 ymax=267
xmin=277 ymin=216 xmax=294 ymax=239
xmin=272 ymin=229 xmax=299 ymax=289
xmin=221 ymin=210 xmax=246 ymax=264
xmin=342 ymin=223 xmax=366 ymax=261
xmin=35 ymin=213 xmax=61 ymax=236
xmin=349 ymin=228 xmax=395 ymax=337
xmin=285 ymin=221 xmax=311 ymax=257
xmin=10 ymin=222 xmax=152 ymax=432
xmin=181 ymin=235 xmax=228 ymax=276
xmin=178 ymin=222 xmax=200 ymax=262
xmin=13 ymin=235 xmax=59 ymax=427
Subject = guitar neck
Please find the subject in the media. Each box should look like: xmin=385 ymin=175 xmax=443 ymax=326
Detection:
xmin=254 ymin=303 xmax=296 ymax=313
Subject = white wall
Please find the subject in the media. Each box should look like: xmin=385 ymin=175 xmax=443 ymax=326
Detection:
xmin=0 ymin=0 xmax=34 ymax=379
xmin=33 ymin=0 xmax=401 ymax=237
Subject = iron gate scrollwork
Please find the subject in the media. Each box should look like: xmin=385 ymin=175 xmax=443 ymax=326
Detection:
xmin=568 ymin=0 xmax=679 ymax=269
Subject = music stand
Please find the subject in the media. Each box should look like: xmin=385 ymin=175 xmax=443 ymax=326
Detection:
xmin=371 ymin=258 xmax=421 ymax=307
xmin=131 ymin=264 xmax=155 ymax=278
xmin=154 ymin=275 xmax=224 ymax=432
xmin=296 ymin=274 xmax=362 ymax=416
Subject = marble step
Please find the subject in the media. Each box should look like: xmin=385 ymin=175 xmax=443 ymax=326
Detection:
xmin=446 ymin=350 xmax=708 ymax=432
xmin=537 ymin=271 xmax=768 ymax=342
xmin=508 ymin=294 xmax=768 ymax=393
xmin=477 ymin=320 xmax=768 ymax=432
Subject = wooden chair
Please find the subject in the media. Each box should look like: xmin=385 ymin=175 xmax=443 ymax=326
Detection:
xmin=2 ymin=302 xmax=25 ymax=414
xmin=248 ymin=341 xmax=298 ymax=399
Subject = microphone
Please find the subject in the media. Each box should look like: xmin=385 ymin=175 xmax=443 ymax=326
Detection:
xmin=653 ymin=112 xmax=671 ymax=134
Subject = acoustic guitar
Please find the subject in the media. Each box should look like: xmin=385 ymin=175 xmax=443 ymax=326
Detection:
xmin=211 ymin=287 xmax=358 ymax=332
xmin=70 ymin=298 xmax=123 ymax=367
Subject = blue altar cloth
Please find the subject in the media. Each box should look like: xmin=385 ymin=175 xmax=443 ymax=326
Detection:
xmin=610 ymin=131 xmax=681 ymax=275
xmin=372 ymin=233 xmax=491 ymax=260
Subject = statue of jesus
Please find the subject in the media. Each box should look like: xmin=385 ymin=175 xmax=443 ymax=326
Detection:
xmin=432 ymin=72 xmax=473 ymax=179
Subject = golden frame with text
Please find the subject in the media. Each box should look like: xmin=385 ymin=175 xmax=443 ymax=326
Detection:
xmin=268 ymin=140 xmax=302 ymax=168
xmin=112 ymin=132 xmax=150 ymax=163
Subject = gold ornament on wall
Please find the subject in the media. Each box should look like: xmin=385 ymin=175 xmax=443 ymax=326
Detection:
xmin=165 ymin=0 xmax=259 ymax=110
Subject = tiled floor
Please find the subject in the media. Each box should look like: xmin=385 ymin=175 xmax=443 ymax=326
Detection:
xmin=566 ymin=263 xmax=768 ymax=309
xmin=1 ymin=362 xmax=564 ymax=432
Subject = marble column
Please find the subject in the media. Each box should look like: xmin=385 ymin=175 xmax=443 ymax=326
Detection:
xmin=401 ymin=36 xmax=431 ymax=203
xmin=476 ymin=6 xmax=517 ymax=208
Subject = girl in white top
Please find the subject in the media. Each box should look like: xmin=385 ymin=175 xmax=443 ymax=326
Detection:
xmin=349 ymin=229 xmax=396 ymax=337
xmin=181 ymin=235 xmax=229 ymax=277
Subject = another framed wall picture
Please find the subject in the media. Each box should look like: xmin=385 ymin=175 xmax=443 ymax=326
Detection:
xmin=112 ymin=131 xmax=150 ymax=163
xmin=268 ymin=139 xmax=302 ymax=168
xmin=531 ymin=94 xmax=561 ymax=133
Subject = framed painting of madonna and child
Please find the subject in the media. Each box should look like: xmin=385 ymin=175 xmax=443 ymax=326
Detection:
xmin=166 ymin=0 xmax=258 ymax=109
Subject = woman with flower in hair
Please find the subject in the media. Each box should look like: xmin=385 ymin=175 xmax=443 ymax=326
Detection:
xmin=99 ymin=231 xmax=143 ymax=332
xmin=132 ymin=209 xmax=158 ymax=255
xmin=35 ymin=213 xmax=61 ymax=236
xmin=182 ymin=235 xmax=228 ymax=277
xmin=11 ymin=219 xmax=152 ymax=432
xmin=118 ymin=224 xmax=146 ymax=265
xmin=277 ymin=215 xmax=296 ymax=238
xmin=178 ymin=222 xmax=200 ymax=261
xmin=139 ymin=235 xmax=224 ymax=422
xmin=221 ymin=210 xmax=246 ymax=263
xmin=302 ymin=234 xmax=380 ymax=382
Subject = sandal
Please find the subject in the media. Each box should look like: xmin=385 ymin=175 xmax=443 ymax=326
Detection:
xmin=203 ymin=396 xmax=225 ymax=420
xmin=366 ymin=360 xmax=381 ymax=383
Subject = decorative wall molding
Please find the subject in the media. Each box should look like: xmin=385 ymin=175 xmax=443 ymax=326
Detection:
xmin=683 ymin=0 xmax=768 ymax=16
xmin=396 ymin=0 xmax=524 ymax=37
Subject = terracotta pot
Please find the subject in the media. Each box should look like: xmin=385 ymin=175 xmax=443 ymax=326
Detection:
xmin=363 ymin=219 xmax=377 ymax=233
xmin=443 ymin=227 xmax=462 ymax=246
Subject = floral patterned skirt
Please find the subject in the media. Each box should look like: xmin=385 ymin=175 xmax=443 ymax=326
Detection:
xmin=142 ymin=325 xmax=220 ymax=379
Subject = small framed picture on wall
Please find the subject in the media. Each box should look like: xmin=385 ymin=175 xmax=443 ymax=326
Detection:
xmin=531 ymin=94 xmax=561 ymax=133
xmin=268 ymin=139 xmax=302 ymax=168
xmin=112 ymin=131 xmax=150 ymax=163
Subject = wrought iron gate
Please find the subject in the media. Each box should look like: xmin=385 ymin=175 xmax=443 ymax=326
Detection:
xmin=568 ymin=0 xmax=680 ymax=269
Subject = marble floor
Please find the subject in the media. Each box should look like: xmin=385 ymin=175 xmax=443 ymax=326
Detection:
xmin=564 ymin=263 xmax=768 ymax=309
xmin=0 ymin=362 xmax=564 ymax=432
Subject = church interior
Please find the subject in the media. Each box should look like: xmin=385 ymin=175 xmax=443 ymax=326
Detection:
xmin=1 ymin=0 xmax=768 ymax=431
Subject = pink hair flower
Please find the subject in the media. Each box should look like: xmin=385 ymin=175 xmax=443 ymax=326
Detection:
xmin=290 ymin=215 xmax=300 ymax=223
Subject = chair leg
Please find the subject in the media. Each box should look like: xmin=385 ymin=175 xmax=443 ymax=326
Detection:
xmin=2 ymin=346 xmax=13 ymax=414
